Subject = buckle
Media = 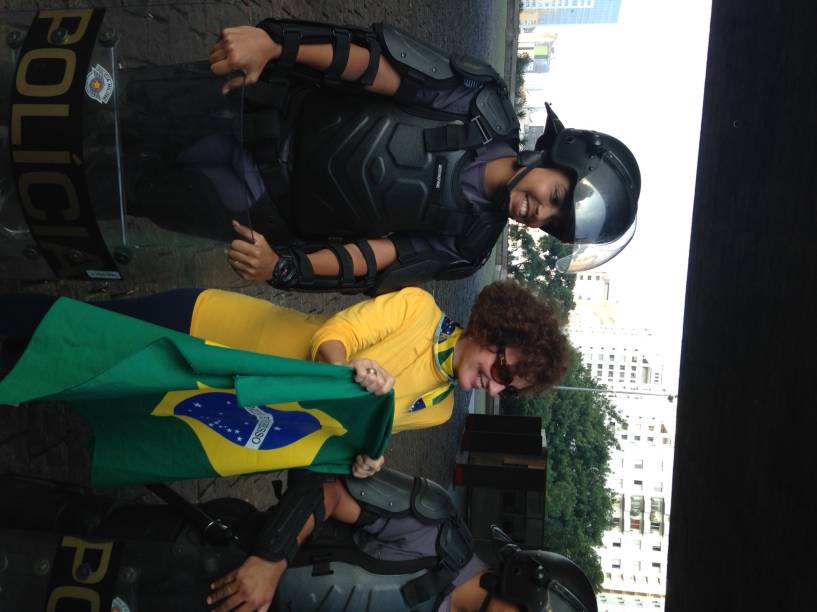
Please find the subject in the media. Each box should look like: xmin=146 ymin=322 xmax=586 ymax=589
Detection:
xmin=471 ymin=116 xmax=492 ymax=145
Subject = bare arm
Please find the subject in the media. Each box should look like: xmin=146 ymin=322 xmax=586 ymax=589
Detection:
xmin=209 ymin=26 xmax=401 ymax=95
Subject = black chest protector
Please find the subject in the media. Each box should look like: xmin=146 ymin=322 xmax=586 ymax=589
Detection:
xmin=291 ymin=90 xmax=475 ymax=239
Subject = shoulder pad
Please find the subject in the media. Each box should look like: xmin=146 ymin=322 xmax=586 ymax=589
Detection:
xmin=475 ymin=87 xmax=519 ymax=137
xmin=455 ymin=213 xmax=507 ymax=262
xmin=411 ymin=477 xmax=457 ymax=523
xmin=377 ymin=23 xmax=454 ymax=81
xmin=345 ymin=468 xmax=413 ymax=515
xmin=451 ymin=53 xmax=501 ymax=83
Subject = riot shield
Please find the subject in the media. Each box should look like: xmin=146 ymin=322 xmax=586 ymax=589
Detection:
xmin=0 ymin=527 xmax=245 ymax=610
xmin=1 ymin=6 xmax=258 ymax=282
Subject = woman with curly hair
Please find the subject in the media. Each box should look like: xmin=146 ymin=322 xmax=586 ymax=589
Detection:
xmin=1 ymin=282 xmax=567 ymax=474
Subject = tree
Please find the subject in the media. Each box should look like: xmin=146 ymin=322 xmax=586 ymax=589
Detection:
xmin=503 ymin=350 xmax=624 ymax=590
xmin=507 ymin=224 xmax=577 ymax=318
xmin=505 ymin=216 xmax=623 ymax=590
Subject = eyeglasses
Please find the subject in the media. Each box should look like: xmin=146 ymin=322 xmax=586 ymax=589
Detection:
xmin=491 ymin=347 xmax=519 ymax=398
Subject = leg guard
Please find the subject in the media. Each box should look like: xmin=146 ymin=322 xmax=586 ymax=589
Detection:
xmin=251 ymin=469 xmax=326 ymax=563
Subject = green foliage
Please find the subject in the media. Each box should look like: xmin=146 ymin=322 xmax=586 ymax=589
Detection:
xmin=515 ymin=53 xmax=532 ymax=115
xmin=503 ymin=350 xmax=624 ymax=591
xmin=507 ymin=224 xmax=577 ymax=319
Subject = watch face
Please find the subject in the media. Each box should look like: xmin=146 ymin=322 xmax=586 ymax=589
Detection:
xmin=274 ymin=255 xmax=298 ymax=287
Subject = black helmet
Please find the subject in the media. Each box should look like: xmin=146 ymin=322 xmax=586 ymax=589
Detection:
xmin=510 ymin=104 xmax=641 ymax=273
xmin=478 ymin=525 xmax=598 ymax=612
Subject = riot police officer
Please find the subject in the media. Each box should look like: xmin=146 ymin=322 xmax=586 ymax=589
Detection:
xmin=202 ymin=19 xmax=640 ymax=295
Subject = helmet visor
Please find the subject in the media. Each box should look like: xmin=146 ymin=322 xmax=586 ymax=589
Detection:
xmin=571 ymin=157 xmax=635 ymax=245
xmin=547 ymin=581 xmax=591 ymax=612
xmin=555 ymin=219 xmax=636 ymax=273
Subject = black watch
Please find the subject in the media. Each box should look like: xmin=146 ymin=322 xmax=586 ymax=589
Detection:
xmin=269 ymin=248 xmax=300 ymax=289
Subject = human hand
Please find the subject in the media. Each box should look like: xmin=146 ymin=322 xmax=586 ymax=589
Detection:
xmin=352 ymin=454 xmax=385 ymax=479
xmin=348 ymin=358 xmax=394 ymax=396
xmin=207 ymin=554 xmax=286 ymax=612
xmin=229 ymin=220 xmax=279 ymax=282
xmin=210 ymin=26 xmax=282 ymax=94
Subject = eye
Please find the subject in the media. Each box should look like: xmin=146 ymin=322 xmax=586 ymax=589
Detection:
xmin=550 ymin=189 xmax=562 ymax=207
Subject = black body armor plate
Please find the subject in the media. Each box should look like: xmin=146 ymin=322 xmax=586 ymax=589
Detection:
xmin=291 ymin=91 xmax=472 ymax=239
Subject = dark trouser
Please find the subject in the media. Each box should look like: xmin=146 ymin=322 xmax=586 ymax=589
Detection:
xmin=0 ymin=289 xmax=203 ymax=377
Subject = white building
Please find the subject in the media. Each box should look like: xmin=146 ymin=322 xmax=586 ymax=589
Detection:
xmin=567 ymin=272 xmax=675 ymax=609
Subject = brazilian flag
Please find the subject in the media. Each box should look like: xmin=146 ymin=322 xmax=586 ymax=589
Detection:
xmin=0 ymin=298 xmax=393 ymax=487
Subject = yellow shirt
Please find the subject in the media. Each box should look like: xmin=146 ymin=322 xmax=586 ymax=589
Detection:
xmin=189 ymin=288 xmax=454 ymax=433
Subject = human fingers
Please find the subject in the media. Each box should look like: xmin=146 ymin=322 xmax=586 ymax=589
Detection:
xmin=228 ymin=246 xmax=257 ymax=267
xmin=207 ymin=579 xmax=238 ymax=606
xmin=232 ymin=219 xmax=256 ymax=241
xmin=213 ymin=592 xmax=245 ymax=612
xmin=210 ymin=570 xmax=237 ymax=591
xmin=209 ymin=45 xmax=227 ymax=64
xmin=222 ymin=74 xmax=246 ymax=95
xmin=210 ymin=57 xmax=233 ymax=77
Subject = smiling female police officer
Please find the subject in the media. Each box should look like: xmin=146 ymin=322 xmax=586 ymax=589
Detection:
xmin=196 ymin=19 xmax=641 ymax=295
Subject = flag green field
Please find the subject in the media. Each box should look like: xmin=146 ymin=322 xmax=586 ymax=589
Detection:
xmin=0 ymin=298 xmax=393 ymax=487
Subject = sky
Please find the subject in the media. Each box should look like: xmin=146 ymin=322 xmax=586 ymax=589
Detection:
xmin=520 ymin=0 xmax=713 ymax=391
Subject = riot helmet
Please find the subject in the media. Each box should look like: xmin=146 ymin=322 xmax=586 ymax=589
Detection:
xmin=507 ymin=104 xmax=640 ymax=273
xmin=478 ymin=525 xmax=598 ymax=612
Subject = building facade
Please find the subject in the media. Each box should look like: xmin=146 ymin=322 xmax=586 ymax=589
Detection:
xmin=520 ymin=0 xmax=622 ymax=26
xmin=568 ymin=272 xmax=674 ymax=609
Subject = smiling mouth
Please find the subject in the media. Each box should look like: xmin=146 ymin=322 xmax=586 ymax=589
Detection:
xmin=517 ymin=194 xmax=529 ymax=222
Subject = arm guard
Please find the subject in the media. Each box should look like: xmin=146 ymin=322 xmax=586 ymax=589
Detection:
xmin=256 ymin=18 xmax=383 ymax=87
xmin=369 ymin=223 xmax=505 ymax=295
xmin=251 ymin=469 xmax=327 ymax=563
xmin=268 ymin=240 xmax=379 ymax=295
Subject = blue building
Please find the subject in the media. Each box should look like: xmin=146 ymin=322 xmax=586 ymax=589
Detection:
xmin=521 ymin=0 xmax=622 ymax=25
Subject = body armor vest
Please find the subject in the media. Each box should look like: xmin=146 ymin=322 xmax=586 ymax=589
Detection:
xmin=290 ymin=90 xmax=476 ymax=239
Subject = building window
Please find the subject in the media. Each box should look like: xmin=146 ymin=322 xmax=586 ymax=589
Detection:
xmin=609 ymin=354 xmax=615 ymax=361
xmin=612 ymin=559 xmax=621 ymax=569
xmin=612 ymin=537 xmax=621 ymax=548
xmin=630 ymin=495 xmax=644 ymax=532
xmin=652 ymin=562 xmax=661 ymax=570
xmin=633 ymin=479 xmax=643 ymax=488
xmin=650 ymin=497 xmax=665 ymax=535
xmin=652 ymin=542 xmax=662 ymax=552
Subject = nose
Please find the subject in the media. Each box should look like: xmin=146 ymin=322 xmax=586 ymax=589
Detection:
xmin=486 ymin=379 xmax=506 ymax=397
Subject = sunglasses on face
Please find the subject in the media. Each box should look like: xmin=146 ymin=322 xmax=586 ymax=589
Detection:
xmin=491 ymin=347 xmax=519 ymax=398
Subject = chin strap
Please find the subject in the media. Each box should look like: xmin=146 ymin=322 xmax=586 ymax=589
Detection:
xmin=478 ymin=572 xmax=500 ymax=612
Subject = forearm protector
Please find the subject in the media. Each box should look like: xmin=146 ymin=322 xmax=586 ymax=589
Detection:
xmin=268 ymin=240 xmax=379 ymax=294
xmin=256 ymin=18 xmax=382 ymax=86
xmin=251 ymin=469 xmax=327 ymax=563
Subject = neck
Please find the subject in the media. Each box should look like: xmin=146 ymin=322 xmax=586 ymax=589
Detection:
xmin=483 ymin=156 xmax=519 ymax=196
xmin=451 ymin=571 xmax=516 ymax=612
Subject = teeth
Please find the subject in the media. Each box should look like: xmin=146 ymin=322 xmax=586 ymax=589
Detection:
xmin=519 ymin=195 xmax=528 ymax=219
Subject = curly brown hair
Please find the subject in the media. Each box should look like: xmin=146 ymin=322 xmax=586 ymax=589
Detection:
xmin=464 ymin=280 xmax=569 ymax=394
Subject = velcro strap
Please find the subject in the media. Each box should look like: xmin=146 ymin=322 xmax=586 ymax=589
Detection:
xmin=328 ymin=243 xmax=355 ymax=285
xmin=279 ymin=30 xmax=301 ymax=68
xmin=355 ymin=240 xmax=379 ymax=286
xmin=359 ymin=39 xmax=381 ymax=87
xmin=400 ymin=563 xmax=457 ymax=607
xmin=326 ymin=28 xmax=352 ymax=81
xmin=424 ymin=116 xmax=491 ymax=152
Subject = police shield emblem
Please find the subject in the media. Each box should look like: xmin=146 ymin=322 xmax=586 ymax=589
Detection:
xmin=86 ymin=63 xmax=114 ymax=104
